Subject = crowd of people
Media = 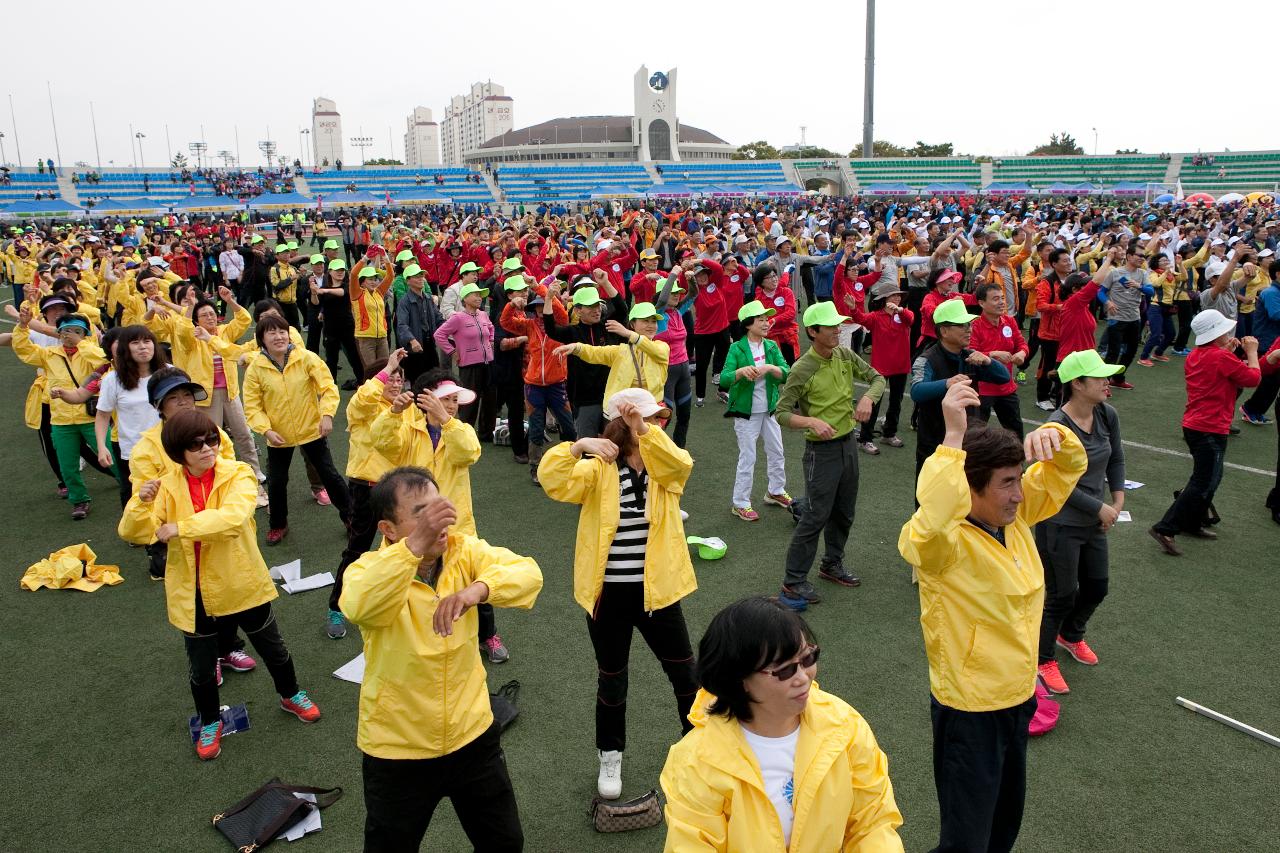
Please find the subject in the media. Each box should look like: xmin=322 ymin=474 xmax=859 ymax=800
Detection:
xmin=3 ymin=189 xmax=1279 ymax=852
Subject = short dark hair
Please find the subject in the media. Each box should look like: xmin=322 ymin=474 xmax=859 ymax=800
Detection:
xmin=989 ymin=240 xmax=1010 ymax=254
xmin=962 ymin=424 xmax=1025 ymax=492
xmin=974 ymin=282 xmax=1002 ymax=303
xmin=254 ymin=313 xmax=291 ymax=347
xmin=161 ymin=408 xmax=219 ymax=464
xmin=1047 ymin=248 xmax=1069 ymax=266
xmin=696 ymin=597 xmax=816 ymax=723
xmin=1061 ymin=270 xmax=1093 ymax=297
xmin=371 ymin=466 xmax=439 ymax=523
xmin=252 ymin=298 xmax=285 ymax=321
xmin=192 ymin=298 xmax=219 ymax=322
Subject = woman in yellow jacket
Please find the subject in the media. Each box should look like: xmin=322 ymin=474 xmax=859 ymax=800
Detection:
xmin=241 ymin=314 xmax=351 ymax=545
xmin=554 ymin=302 xmax=669 ymax=405
xmin=661 ymin=597 xmax=904 ymax=853
xmin=339 ymin=466 xmax=542 ymax=850
xmin=118 ymin=408 xmax=321 ymax=761
xmin=351 ymin=255 xmax=395 ymax=368
xmin=538 ymin=387 xmax=697 ymax=800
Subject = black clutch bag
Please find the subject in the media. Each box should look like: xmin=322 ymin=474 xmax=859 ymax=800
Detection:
xmin=211 ymin=778 xmax=341 ymax=852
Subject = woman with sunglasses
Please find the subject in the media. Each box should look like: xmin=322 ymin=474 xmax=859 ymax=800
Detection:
xmin=119 ymin=408 xmax=321 ymax=761
xmin=539 ymin=388 xmax=697 ymax=802
xmin=661 ymin=596 xmax=904 ymax=852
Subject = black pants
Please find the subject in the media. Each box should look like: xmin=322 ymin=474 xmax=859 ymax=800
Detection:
xmin=266 ymin=439 xmax=351 ymax=530
xmin=585 ymin=582 xmax=696 ymax=752
xmin=663 ymin=363 xmax=693 ymax=449
xmin=784 ymin=434 xmax=858 ymax=586
xmin=458 ymin=363 xmax=497 ymax=442
xmin=334 ymin=479 xmax=375 ymax=612
xmin=979 ymin=394 xmax=1025 ymax=440
xmin=495 ymin=381 xmax=529 ymax=457
xmin=1035 ymin=339 xmax=1060 ymax=403
xmin=344 ymin=242 xmax=358 ymax=267
xmin=1242 ymin=368 xmax=1280 ymax=420
xmin=400 ymin=348 xmax=439 ymax=385
xmin=1268 ymin=417 xmax=1280 ymax=514
xmin=1154 ymin=428 xmax=1227 ymax=536
xmin=279 ymin=301 xmax=302 ymax=332
xmin=779 ymin=341 xmax=797 ymax=365
xmin=1035 ymin=522 xmax=1109 ymax=663
xmin=361 ymin=722 xmax=522 ymax=853
xmin=1024 ymin=317 xmax=1041 ymax=367
xmin=112 ymin=443 xmax=132 ymax=508
xmin=185 ymin=598 xmax=297 ymax=725
xmin=306 ymin=303 xmax=324 ymax=353
xmin=1172 ymin=301 xmax=1194 ymax=351
xmin=930 ymin=695 xmax=1036 ymax=853
xmin=1102 ymin=319 xmax=1142 ymax=379
xmin=691 ymin=329 xmax=732 ymax=399
xmin=860 ymin=373 xmax=907 ymax=442
xmin=325 ymin=329 xmax=364 ymax=383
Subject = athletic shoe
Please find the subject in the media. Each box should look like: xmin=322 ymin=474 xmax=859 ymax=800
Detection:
xmin=482 ymin=635 xmax=510 ymax=663
xmin=215 ymin=659 xmax=223 ymax=687
xmin=266 ymin=527 xmax=288 ymax=546
xmin=731 ymin=506 xmax=760 ymax=522
xmin=57 ymin=485 xmax=68 ymax=499
xmin=1152 ymin=354 xmax=1171 ymax=362
xmin=1056 ymin=636 xmax=1099 ymax=666
xmin=530 ymin=467 xmax=540 ymax=486
xmin=1016 ymin=370 xmax=1027 ymax=383
xmin=195 ymin=720 xmax=223 ymax=761
xmin=256 ymin=485 xmax=269 ymax=508
xmin=1038 ymin=661 xmax=1069 ymax=694
xmin=314 ymin=488 xmax=332 ymax=506
xmin=819 ymin=563 xmax=861 ymax=587
xmin=1173 ymin=348 xmax=1191 ymax=356
xmin=1036 ymin=400 xmax=1056 ymax=411
xmin=694 ymin=397 xmax=705 ymax=408
xmin=1240 ymin=406 xmax=1272 ymax=426
xmin=776 ymin=590 xmax=809 ymax=611
xmin=1136 ymin=358 xmax=1154 ymax=367
xmin=763 ymin=491 xmax=793 ymax=508
xmin=781 ymin=581 xmax=821 ymax=604
xmin=221 ymin=650 xmax=257 ymax=672
xmin=860 ymin=441 xmax=880 ymax=455
xmin=71 ymin=502 xmax=89 ymax=521
xmin=280 ymin=690 xmax=322 ymax=723
xmin=679 ymin=509 xmax=689 ymax=521
xmin=597 ymin=750 xmax=623 ymax=800
xmin=326 ymin=609 xmax=347 ymax=640
xmin=1109 ymin=379 xmax=1134 ymax=390
xmin=513 ymin=454 xmax=529 ymax=465
xmin=1148 ymin=527 xmax=1182 ymax=556
xmin=884 ymin=436 xmax=905 ymax=448
xmin=1228 ymin=425 xmax=1241 ymax=436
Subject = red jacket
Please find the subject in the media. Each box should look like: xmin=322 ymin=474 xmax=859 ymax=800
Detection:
xmin=1182 ymin=344 xmax=1261 ymax=434
xmin=754 ymin=285 xmax=797 ymax=353
xmin=692 ymin=259 xmax=729 ymax=335
xmin=166 ymin=250 xmax=199 ymax=280
xmin=520 ymin=236 xmax=557 ymax=280
xmin=967 ymin=312 xmax=1028 ymax=396
xmin=720 ymin=264 xmax=749 ymax=323
xmin=834 ymin=266 xmax=877 ymax=317
xmin=499 ymin=295 xmax=570 ymax=387
xmin=1057 ymin=280 xmax=1102 ymax=358
xmin=588 ymin=234 xmax=639 ymax=300
xmin=1036 ymin=275 xmax=1066 ymax=341
xmin=848 ymin=304 xmax=914 ymax=375
xmin=919 ymin=290 xmax=977 ymax=344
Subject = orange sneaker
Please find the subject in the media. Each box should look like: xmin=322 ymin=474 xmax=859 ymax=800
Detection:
xmin=195 ymin=720 xmax=223 ymax=761
xmin=280 ymin=690 xmax=322 ymax=723
xmin=1056 ymin=636 xmax=1099 ymax=666
xmin=1038 ymin=660 xmax=1069 ymax=694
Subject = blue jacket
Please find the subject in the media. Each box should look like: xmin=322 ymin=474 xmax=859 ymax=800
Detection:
xmin=1253 ymin=282 xmax=1280 ymax=350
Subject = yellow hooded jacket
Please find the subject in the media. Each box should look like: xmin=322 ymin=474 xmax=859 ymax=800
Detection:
xmin=574 ymin=336 xmax=670 ymax=407
xmin=344 ymin=376 xmax=398 ymax=484
xmin=897 ymin=423 xmax=1086 ymax=711
xmin=11 ymin=326 xmax=107 ymax=426
xmin=118 ymin=457 xmax=276 ymax=632
xmin=369 ymin=410 xmax=481 ymax=535
xmin=538 ymin=426 xmax=696 ymax=614
xmin=128 ymin=421 xmax=235 ymax=487
xmin=661 ymin=687 xmax=905 ymax=853
xmin=242 ymin=346 xmax=340 ymax=447
xmin=339 ymin=534 xmax=543 ymax=759
xmin=169 ymin=308 xmax=253 ymax=404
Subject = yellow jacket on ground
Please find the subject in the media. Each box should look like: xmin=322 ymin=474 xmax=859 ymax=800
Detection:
xmin=897 ymin=423 xmax=1086 ymax=711
xmin=11 ymin=326 xmax=107 ymax=425
xmin=128 ymin=422 xmax=235 ymax=487
xmin=118 ymin=457 xmax=276 ymax=632
xmin=538 ymin=426 xmax=696 ymax=614
xmin=574 ymin=336 xmax=669 ymax=407
xmin=370 ymin=411 xmax=481 ymax=535
xmin=661 ymin=687 xmax=904 ymax=853
xmin=345 ymin=376 xmax=398 ymax=484
xmin=242 ymin=346 xmax=340 ymax=447
xmin=339 ymin=534 xmax=543 ymax=759
xmin=169 ymin=307 xmax=252 ymax=404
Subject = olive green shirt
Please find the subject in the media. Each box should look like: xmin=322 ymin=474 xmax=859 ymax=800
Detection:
xmin=775 ymin=346 xmax=886 ymax=441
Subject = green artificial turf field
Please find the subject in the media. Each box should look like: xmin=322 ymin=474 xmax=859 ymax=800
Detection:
xmin=2 ymin=326 xmax=1278 ymax=852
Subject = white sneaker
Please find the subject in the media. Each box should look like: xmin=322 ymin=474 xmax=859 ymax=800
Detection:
xmin=597 ymin=750 xmax=623 ymax=799
xmin=1035 ymin=400 xmax=1055 ymax=412
xmin=679 ymin=509 xmax=689 ymax=522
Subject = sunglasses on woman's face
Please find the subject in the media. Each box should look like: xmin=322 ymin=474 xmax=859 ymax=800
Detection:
xmin=762 ymin=645 xmax=820 ymax=681
xmin=186 ymin=433 xmax=222 ymax=452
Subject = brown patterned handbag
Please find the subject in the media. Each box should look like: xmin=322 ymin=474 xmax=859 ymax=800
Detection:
xmin=589 ymin=789 xmax=664 ymax=833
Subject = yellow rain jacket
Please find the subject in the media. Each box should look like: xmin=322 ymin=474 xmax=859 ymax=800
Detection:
xmin=169 ymin=308 xmax=253 ymax=404
xmin=242 ymin=346 xmax=340 ymax=447
xmin=128 ymin=422 xmax=235 ymax=487
xmin=897 ymin=423 xmax=1085 ymax=711
xmin=11 ymin=326 xmax=107 ymax=426
xmin=118 ymin=457 xmax=276 ymax=632
xmin=574 ymin=336 xmax=670 ymax=407
xmin=661 ymin=687 xmax=904 ymax=853
xmin=370 ymin=410 xmax=481 ymax=535
xmin=269 ymin=261 xmax=298 ymax=305
xmin=538 ymin=426 xmax=696 ymax=614
xmin=21 ymin=543 xmax=124 ymax=592
xmin=345 ymin=376 xmax=398 ymax=484
xmin=339 ymin=533 xmax=543 ymax=759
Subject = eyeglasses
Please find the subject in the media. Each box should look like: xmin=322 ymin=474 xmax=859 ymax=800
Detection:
xmin=186 ymin=433 xmax=222 ymax=452
xmin=761 ymin=645 xmax=820 ymax=681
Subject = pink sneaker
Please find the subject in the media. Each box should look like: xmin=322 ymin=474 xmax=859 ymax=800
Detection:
xmin=731 ymin=506 xmax=760 ymax=522
xmin=313 ymin=489 xmax=332 ymax=506
xmin=1029 ymin=680 xmax=1060 ymax=737
xmin=215 ymin=659 xmax=223 ymax=687
xmin=220 ymin=650 xmax=258 ymax=672
xmin=1056 ymin=636 xmax=1099 ymax=666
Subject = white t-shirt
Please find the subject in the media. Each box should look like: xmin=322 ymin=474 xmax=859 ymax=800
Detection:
xmin=748 ymin=339 xmax=769 ymax=414
xmin=96 ymin=371 xmax=160 ymax=458
xmin=741 ymin=724 xmax=800 ymax=845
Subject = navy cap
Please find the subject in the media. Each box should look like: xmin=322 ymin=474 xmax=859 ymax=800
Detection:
xmin=147 ymin=371 xmax=209 ymax=408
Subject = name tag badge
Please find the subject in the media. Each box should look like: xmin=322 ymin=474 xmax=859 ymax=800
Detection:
xmin=893 ymin=314 xmax=902 ymax=324
xmin=855 ymin=282 xmax=864 ymax=291
xmin=1002 ymin=325 xmax=1013 ymax=338
xmin=706 ymin=283 xmax=716 ymax=293
xmin=774 ymin=296 xmax=785 ymax=307
xmin=612 ymin=264 xmax=621 ymax=272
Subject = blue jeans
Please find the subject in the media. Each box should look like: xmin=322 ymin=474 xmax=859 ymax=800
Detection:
xmin=1140 ymin=305 xmax=1169 ymax=358
xmin=526 ymin=382 xmax=576 ymax=447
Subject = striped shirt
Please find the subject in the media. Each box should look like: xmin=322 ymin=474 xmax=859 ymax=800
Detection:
xmin=604 ymin=464 xmax=649 ymax=583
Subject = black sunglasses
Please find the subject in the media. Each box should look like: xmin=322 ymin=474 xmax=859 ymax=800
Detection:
xmin=762 ymin=645 xmax=820 ymax=681
xmin=186 ymin=432 xmax=222 ymax=452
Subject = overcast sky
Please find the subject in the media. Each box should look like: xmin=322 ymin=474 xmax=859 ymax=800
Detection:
xmin=5 ymin=0 xmax=1274 ymax=170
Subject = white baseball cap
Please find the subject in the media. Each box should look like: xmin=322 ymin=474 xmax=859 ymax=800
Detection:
xmin=604 ymin=387 xmax=671 ymax=421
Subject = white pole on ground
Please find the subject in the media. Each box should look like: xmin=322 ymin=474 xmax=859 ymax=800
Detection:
xmin=1175 ymin=697 xmax=1280 ymax=748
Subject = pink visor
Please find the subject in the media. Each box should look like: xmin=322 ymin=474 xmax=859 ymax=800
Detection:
xmin=432 ymin=381 xmax=477 ymax=405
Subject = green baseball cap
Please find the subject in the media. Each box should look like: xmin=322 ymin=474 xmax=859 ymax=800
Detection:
xmin=395 ymin=249 xmax=414 ymax=262
xmin=274 ymin=244 xmax=290 ymax=254
xmin=323 ymin=239 xmax=340 ymax=250
xmin=628 ymin=302 xmax=659 ymax=322
xmin=250 ymin=235 xmax=265 ymax=245
xmin=286 ymin=241 xmax=298 ymax=250
xmin=802 ymin=302 xmax=852 ymax=327
xmin=572 ymin=287 xmax=603 ymax=307
xmin=328 ymin=259 xmax=348 ymax=271
xmin=501 ymin=257 xmax=524 ymax=271
xmin=1057 ymin=349 xmax=1123 ymax=384
xmin=459 ymin=282 xmax=489 ymax=301
xmin=402 ymin=263 xmax=425 ymax=278
xmin=503 ymin=274 xmax=530 ymax=291
xmin=931 ymin=299 xmax=976 ymax=326
xmin=357 ymin=267 xmax=379 ymax=279
xmin=739 ymin=301 xmax=777 ymax=322
xmin=309 ymin=253 xmax=325 ymax=265
xmin=686 ymin=536 xmax=728 ymax=560
xmin=459 ymin=261 xmax=482 ymax=275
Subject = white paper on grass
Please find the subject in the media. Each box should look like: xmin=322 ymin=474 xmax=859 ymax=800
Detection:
xmin=275 ymin=793 xmax=322 ymax=842
xmin=1124 ymin=480 xmax=1144 ymax=490
xmin=269 ymin=559 xmax=302 ymax=583
xmin=1117 ymin=511 xmax=1132 ymax=523
xmin=282 ymin=572 xmax=335 ymax=594
xmin=333 ymin=653 xmax=366 ymax=684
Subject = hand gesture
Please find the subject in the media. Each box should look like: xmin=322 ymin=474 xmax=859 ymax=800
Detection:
xmin=409 ymin=339 xmax=423 ymax=353
xmin=1098 ymin=502 xmax=1119 ymax=532
xmin=510 ymin=294 xmax=527 ymax=311
xmin=941 ymin=377 xmax=979 ymax=433
xmin=406 ymin=493 xmax=457 ymax=563
xmin=574 ymin=437 xmax=619 ymax=461
xmin=1024 ymin=425 xmax=1063 ymax=463
xmin=265 ymin=429 xmax=286 ymax=447
xmin=217 ymin=285 xmax=234 ymax=303
xmin=965 ymin=350 xmax=991 ymax=366
xmin=390 ymin=391 xmax=414 ymax=414
xmin=854 ymin=396 xmax=874 ymax=423
xmin=155 ymin=523 xmax=179 ymax=543
xmin=604 ymin=319 xmax=630 ymax=338
xmin=385 ymin=347 xmax=407 ymax=374
xmin=98 ymin=446 xmax=115 ymax=469
xmin=617 ymin=401 xmax=646 ymax=435
xmin=138 ymin=479 xmax=162 ymax=503
xmin=1241 ymin=335 xmax=1259 ymax=355
xmin=192 ymin=325 xmax=213 ymax=342
xmin=416 ymin=390 xmax=450 ymax=425
xmin=319 ymin=414 xmax=333 ymax=438
xmin=433 ymin=581 xmax=488 ymax=637
xmin=806 ymin=417 xmax=836 ymax=440
xmin=17 ymin=305 xmax=32 ymax=327
xmin=591 ymin=268 xmax=608 ymax=284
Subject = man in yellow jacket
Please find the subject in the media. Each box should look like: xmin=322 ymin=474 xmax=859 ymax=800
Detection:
xmin=339 ymin=466 xmax=542 ymax=851
xmin=898 ymin=380 xmax=1085 ymax=853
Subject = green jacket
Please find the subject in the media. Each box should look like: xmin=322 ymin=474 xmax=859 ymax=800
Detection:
xmin=776 ymin=346 xmax=886 ymax=441
xmin=719 ymin=336 xmax=790 ymax=418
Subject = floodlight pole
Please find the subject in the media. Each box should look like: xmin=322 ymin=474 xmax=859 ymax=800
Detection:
xmin=861 ymin=0 xmax=875 ymax=159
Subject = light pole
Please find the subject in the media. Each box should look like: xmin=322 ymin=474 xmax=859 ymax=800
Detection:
xmin=299 ymin=128 xmax=310 ymax=167
xmin=349 ymin=136 xmax=374 ymax=166
xmin=258 ymin=140 xmax=277 ymax=168
xmin=129 ymin=122 xmax=136 ymax=167
xmin=135 ymin=132 xmax=147 ymax=168
xmin=862 ymin=0 xmax=875 ymax=159
xmin=218 ymin=150 xmax=235 ymax=167
xmin=0 ymin=131 xmax=6 ymax=166
xmin=1092 ymin=127 xmax=1098 ymax=156
xmin=189 ymin=141 xmax=208 ymax=169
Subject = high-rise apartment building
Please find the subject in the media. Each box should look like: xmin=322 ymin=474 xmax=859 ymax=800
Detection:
xmin=440 ymin=82 xmax=513 ymax=164
xmin=403 ymin=107 xmax=441 ymax=165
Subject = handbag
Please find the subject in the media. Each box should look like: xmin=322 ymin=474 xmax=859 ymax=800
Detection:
xmin=490 ymin=679 xmax=521 ymax=730
xmin=590 ymin=789 xmax=664 ymax=833
xmin=211 ymin=778 xmax=342 ymax=852
xmin=58 ymin=354 xmax=99 ymax=417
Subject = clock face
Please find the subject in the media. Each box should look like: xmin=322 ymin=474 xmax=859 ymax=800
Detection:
xmin=649 ymin=71 xmax=668 ymax=92
xmin=652 ymin=100 xmax=665 ymax=113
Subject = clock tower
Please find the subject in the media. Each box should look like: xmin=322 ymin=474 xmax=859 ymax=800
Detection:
xmin=633 ymin=65 xmax=679 ymax=162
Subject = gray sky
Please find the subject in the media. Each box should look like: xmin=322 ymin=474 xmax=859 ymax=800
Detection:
xmin=6 ymin=0 xmax=1274 ymax=170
